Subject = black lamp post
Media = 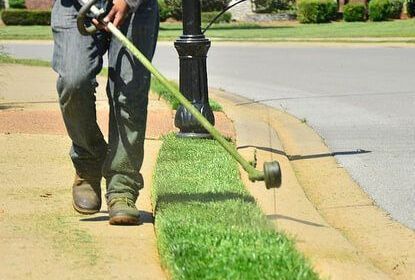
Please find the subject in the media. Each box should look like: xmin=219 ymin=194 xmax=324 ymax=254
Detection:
xmin=174 ymin=0 xmax=215 ymax=138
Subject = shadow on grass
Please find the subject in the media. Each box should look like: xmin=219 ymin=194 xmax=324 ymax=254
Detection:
xmin=157 ymin=191 xmax=255 ymax=206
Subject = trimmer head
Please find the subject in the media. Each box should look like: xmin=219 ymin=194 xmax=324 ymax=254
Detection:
xmin=263 ymin=161 xmax=282 ymax=189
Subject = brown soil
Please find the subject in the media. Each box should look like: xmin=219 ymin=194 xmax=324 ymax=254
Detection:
xmin=0 ymin=65 xmax=169 ymax=279
xmin=212 ymin=90 xmax=415 ymax=280
xmin=0 ymin=107 xmax=174 ymax=139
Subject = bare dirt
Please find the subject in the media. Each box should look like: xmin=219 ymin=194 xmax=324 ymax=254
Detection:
xmin=0 ymin=134 xmax=166 ymax=279
xmin=213 ymin=90 xmax=415 ymax=280
xmin=0 ymin=65 xmax=167 ymax=279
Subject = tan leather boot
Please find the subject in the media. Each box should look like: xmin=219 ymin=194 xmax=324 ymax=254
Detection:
xmin=72 ymin=174 xmax=102 ymax=215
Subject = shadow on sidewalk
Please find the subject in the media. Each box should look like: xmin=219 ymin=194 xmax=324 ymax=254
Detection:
xmin=237 ymin=145 xmax=371 ymax=161
xmin=267 ymin=214 xmax=325 ymax=228
xmin=0 ymin=103 xmax=24 ymax=110
xmin=79 ymin=210 xmax=154 ymax=225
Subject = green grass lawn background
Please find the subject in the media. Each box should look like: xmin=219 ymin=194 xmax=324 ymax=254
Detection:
xmin=2 ymin=20 xmax=415 ymax=41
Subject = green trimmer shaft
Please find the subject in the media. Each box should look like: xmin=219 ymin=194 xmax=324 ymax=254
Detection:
xmin=76 ymin=0 xmax=281 ymax=189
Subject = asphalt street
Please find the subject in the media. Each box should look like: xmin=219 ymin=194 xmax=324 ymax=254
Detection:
xmin=2 ymin=41 xmax=414 ymax=229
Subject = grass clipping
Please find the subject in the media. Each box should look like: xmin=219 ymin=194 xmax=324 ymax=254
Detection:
xmin=152 ymin=135 xmax=318 ymax=279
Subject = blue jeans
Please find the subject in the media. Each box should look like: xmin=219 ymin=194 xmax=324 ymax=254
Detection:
xmin=51 ymin=0 xmax=159 ymax=201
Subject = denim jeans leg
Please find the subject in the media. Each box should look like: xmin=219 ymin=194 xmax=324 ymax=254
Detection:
xmin=103 ymin=0 xmax=159 ymax=201
xmin=51 ymin=0 xmax=110 ymax=179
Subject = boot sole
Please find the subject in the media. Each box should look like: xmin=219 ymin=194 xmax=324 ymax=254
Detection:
xmin=72 ymin=201 xmax=100 ymax=215
xmin=109 ymin=214 xmax=139 ymax=225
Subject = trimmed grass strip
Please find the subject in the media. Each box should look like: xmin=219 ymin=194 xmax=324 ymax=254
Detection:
xmin=152 ymin=134 xmax=319 ymax=279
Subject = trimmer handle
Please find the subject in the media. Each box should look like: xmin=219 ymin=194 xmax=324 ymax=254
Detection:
xmin=77 ymin=0 xmax=100 ymax=35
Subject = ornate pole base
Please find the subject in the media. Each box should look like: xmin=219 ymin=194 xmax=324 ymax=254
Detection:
xmin=174 ymin=35 xmax=215 ymax=138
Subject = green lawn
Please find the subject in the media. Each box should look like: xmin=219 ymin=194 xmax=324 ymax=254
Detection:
xmin=0 ymin=53 xmax=51 ymax=66
xmin=152 ymin=134 xmax=318 ymax=279
xmin=2 ymin=20 xmax=415 ymax=41
xmin=160 ymin=20 xmax=415 ymax=41
xmin=0 ymin=25 xmax=53 ymax=40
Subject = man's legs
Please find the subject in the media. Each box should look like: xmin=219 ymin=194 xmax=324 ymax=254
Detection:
xmin=104 ymin=0 xmax=159 ymax=224
xmin=52 ymin=0 xmax=110 ymax=213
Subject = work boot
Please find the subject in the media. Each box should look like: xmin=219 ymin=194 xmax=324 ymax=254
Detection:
xmin=72 ymin=174 xmax=102 ymax=215
xmin=108 ymin=197 xmax=140 ymax=225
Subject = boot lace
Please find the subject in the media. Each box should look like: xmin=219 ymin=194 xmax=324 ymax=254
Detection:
xmin=109 ymin=197 xmax=136 ymax=208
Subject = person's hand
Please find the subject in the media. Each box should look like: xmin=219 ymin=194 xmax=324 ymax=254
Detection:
xmin=92 ymin=0 xmax=130 ymax=30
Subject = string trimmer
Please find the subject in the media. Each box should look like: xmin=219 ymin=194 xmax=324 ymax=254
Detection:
xmin=76 ymin=0 xmax=282 ymax=189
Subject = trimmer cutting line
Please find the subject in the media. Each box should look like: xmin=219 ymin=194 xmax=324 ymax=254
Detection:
xmin=76 ymin=0 xmax=282 ymax=189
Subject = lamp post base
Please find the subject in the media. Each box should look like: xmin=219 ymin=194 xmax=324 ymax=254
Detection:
xmin=174 ymin=36 xmax=215 ymax=138
xmin=174 ymin=100 xmax=215 ymax=138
